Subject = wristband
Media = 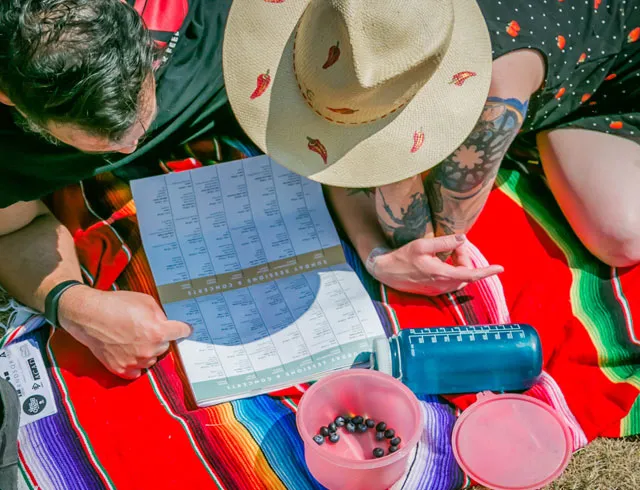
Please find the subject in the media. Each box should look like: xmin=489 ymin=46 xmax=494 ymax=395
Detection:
xmin=365 ymin=246 xmax=392 ymax=277
xmin=44 ymin=280 xmax=84 ymax=327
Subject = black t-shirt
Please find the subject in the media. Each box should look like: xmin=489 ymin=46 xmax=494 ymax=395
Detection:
xmin=0 ymin=0 xmax=232 ymax=208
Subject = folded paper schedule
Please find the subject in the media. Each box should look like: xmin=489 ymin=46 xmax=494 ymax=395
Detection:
xmin=131 ymin=155 xmax=386 ymax=406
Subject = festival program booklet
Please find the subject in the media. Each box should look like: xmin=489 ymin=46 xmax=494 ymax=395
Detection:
xmin=131 ymin=155 xmax=386 ymax=406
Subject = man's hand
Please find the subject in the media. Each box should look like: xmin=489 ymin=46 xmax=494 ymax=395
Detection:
xmin=370 ymin=235 xmax=503 ymax=296
xmin=58 ymin=287 xmax=192 ymax=379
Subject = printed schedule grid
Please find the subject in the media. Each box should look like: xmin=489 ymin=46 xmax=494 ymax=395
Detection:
xmin=132 ymin=156 xmax=385 ymax=405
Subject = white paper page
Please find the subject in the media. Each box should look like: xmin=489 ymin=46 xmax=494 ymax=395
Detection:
xmin=132 ymin=156 xmax=385 ymax=404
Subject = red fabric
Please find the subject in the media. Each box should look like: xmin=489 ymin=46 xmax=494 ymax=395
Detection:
xmin=385 ymin=185 xmax=640 ymax=441
xmin=40 ymin=158 xmax=640 ymax=488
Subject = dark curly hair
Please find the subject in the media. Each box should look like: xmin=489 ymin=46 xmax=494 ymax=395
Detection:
xmin=0 ymin=0 xmax=156 ymax=141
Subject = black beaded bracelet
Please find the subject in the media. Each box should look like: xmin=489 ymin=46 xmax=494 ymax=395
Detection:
xmin=44 ymin=280 xmax=84 ymax=327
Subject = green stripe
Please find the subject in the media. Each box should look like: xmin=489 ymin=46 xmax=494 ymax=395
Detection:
xmin=18 ymin=458 xmax=35 ymax=490
xmin=283 ymin=396 xmax=298 ymax=409
xmin=497 ymin=169 xmax=640 ymax=388
xmin=621 ymin=395 xmax=640 ymax=436
xmin=46 ymin=332 xmax=116 ymax=489
xmin=146 ymin=372 xmax=225 ymax=490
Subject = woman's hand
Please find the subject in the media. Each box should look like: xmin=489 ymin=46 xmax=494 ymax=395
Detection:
xmin=368 ymin=235 xmax=503 ymax=296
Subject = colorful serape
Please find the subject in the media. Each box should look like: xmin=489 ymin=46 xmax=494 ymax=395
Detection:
xmin=2 ymin=139 xmax=639 ymax=489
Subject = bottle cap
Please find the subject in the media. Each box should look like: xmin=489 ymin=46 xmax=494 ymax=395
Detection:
xmin=372 ymin=338 xmax=393 ymax=376
xmin=452 ymin=392 xmax=572 ymax=490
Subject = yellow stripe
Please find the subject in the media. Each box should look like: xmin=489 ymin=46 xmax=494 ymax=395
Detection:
xmin=215 ymin=403 xmax=287 ymax=490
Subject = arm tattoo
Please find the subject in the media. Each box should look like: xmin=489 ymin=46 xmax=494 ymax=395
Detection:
xmin=377 ymin=188 xmax=431 ymax=248
xmin=425 ymin=97 xmax=528 ymax=234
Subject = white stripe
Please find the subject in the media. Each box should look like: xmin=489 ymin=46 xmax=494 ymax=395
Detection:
xmin=446 ymin=293 xmax=467 ymax=325
xmin=611 ymin=267 xmax=638 ymax=345
xmin=146 ymin=371 xmax=226 ymax=488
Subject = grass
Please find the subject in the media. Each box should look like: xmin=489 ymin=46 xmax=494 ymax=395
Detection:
xmin=475 ymin=436 xmax=640 ymax=490
xmin=0 ymin=291 xmax=638 ymax=488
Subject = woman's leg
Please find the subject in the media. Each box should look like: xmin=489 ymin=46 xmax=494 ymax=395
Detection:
xmin=537 ymin=128 xmax=640 ymax=267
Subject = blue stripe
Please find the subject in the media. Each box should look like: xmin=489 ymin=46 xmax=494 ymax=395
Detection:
xmin=232 ymin=396 xmax=323 ymax=490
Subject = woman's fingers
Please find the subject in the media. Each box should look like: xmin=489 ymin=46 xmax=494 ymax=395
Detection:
xmin=434 ymin=261 xmax=504 ymax=283
xmin=453 ymin=244 xmax=474 ymax=269
xmin=415 ymin=234 xmax=467 ymax=256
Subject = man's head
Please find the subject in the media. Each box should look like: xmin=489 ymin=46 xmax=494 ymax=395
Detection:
xmin=0 ymin=0 xmax=157 ymax=154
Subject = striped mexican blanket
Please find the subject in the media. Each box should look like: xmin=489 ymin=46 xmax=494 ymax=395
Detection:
xmin=2 ymin=142 xmax=639 ymax=489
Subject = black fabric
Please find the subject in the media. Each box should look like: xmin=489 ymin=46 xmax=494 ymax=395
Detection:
xmin=479 ymin=0 xmax=640 ymax=146
xmin=0 ymin=0 xmax=232 ymax=208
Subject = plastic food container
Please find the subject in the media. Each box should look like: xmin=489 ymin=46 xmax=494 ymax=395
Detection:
xmin=452 ymin=392 xmax=573 ymax=490
xmin=296 ymin=370 xmax=424 ymax=490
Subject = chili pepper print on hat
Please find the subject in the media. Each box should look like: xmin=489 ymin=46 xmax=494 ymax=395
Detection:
xmin=223 ymin=0 xmax=492 ymax=188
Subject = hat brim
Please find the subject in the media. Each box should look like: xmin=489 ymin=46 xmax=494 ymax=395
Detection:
xmin=223 ymin=0 xmax=492 ymax=188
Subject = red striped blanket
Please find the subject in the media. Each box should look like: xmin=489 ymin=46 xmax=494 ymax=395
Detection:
xmin=3 ymin=141 xmax=639 ymax=489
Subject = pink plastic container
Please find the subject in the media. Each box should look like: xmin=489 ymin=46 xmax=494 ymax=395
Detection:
xmin=452 ymin=392 xmax=573 ymax=490
xmin=296 ymin=370 xmax=424 ymax=490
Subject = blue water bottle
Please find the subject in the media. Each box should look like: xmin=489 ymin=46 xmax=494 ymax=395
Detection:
xmin=372 ymin=324 xmax=543 ymax=395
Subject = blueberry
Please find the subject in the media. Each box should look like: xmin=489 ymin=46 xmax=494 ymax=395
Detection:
xmin=334 ymin=416 xmax=346 ymax=427
xmin=329 ymin=432 xmax=340 ymax=443
xmin=390 ymin=437 xmax=401 ymax=447
xmin=352 ymin=415 xmax=364 ymax=425
xmin=376 ymin=422 xmax=387 ymax=432
xmin=365 ymin=418 xmax=376 ymax=428
xmin=320 ymin=426 xmax=330 ymax=437
xmin=389 ymin=445 xmax=399 ymax=454
xmin=345 ymin=422 xmax=356 ymax=433
xmin=313 ymin=435 xmax=325 ymax=445
xmin=375 ymin=431 xmax=386 ymax=441
xmin=328 ymin=422 xmax=338 ymax=433
xmin=342 ymin=414 xmax=352 ymax=424
xmin=373 ymin=448 xmax=385 ymax=458
xmin=384 ymin=429 xmax=395 ymax=439
xmin=356 ymin=423 xmax=368 ymax=433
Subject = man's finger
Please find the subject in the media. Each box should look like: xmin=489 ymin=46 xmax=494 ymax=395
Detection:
xmin=417 ymin=234 xmax=466 ymax=255
xmin=150 ymin=342 xmax=171 ymax=357
xmin=163 ymin=320 xmax=193 ymax=341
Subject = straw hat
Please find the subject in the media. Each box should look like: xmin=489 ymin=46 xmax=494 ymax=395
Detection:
xmin=223 ymin=0 xmax=492 ymax=188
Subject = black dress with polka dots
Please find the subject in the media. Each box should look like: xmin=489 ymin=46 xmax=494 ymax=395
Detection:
xmin=478 ymin=0 xmax=640 ymax=160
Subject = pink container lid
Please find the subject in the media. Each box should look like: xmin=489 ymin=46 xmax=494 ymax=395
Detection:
xmin=451 ymin=392 xmax=572 ymax=490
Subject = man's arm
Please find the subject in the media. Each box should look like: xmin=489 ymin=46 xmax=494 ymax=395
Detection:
xmin=424 ymin=96 xmax=528 ymax=237
xmin=0 ymin=201 xmax=82 ymax=311
xmin=0 ymin=201 xmax=191 ymax=379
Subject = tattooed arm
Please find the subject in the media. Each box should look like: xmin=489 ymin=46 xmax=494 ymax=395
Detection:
xmin=424 ymin=96 xmax=528 ymax=238
xmin=326 ymin=178 xmax=503 ymax=296
xmin=375 ymin=175 xmax=434 ymax=248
